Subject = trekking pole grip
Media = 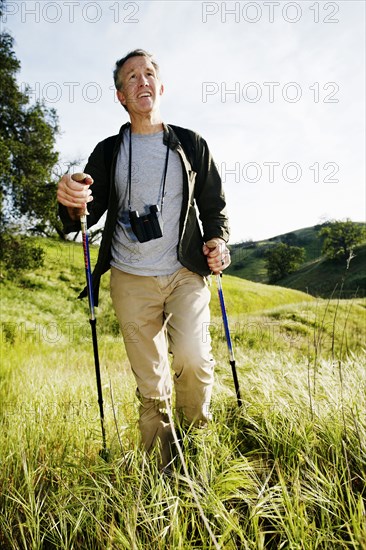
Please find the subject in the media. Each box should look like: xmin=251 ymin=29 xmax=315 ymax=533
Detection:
xmin=71 ymin=172 xmax=91 ymax=217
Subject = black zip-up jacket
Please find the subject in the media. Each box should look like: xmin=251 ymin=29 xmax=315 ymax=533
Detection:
xmin=59 ymin=122 xmax=230 ymax=305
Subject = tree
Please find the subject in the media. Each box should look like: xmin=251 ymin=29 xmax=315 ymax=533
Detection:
xmin=0 ymin=24 xmax=59 ymax=234
xmin=0 ymin=5 xmax=62 ymax=276
xmin=318 ymin=219 xmax=366 ymax=261
xmin=265 ymin=243 xmax=305 ymax=283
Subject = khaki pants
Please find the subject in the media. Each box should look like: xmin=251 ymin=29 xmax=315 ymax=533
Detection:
xmin=110 ymin=266 xmax=214 ymax=467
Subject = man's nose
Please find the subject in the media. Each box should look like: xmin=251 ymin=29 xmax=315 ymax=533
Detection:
xmin=138 ymin=74 xmax=149 ymax=86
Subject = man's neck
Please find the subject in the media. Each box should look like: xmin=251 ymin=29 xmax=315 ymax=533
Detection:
xmin=130 ymin=114 xmax=163 ymax=135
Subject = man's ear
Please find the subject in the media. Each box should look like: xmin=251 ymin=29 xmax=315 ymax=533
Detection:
xmin=116 ymin=89 xmax=126 ymax=106
xmin=159 ymin=83 xmax=164 ymax=96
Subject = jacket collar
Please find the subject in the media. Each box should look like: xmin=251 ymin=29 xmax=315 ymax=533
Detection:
xmin=163 ymin=123 xmax=180 ymax=149
xmin=117 ymin=121 xmax=180 ymax=150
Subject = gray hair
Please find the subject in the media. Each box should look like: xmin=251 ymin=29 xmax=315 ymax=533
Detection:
xmin=113 ymin=49 xmax=160 ymax=91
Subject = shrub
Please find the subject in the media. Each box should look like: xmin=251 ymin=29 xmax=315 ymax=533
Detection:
xmin=0 ymin=232 xmax=44 ymax=276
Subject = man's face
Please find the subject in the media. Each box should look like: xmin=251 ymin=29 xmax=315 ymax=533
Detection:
xmin=116 ymin=56 xmax=164 ymax=115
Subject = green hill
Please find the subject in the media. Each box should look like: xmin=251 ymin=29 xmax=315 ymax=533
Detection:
xmin=227 ymin=226 xmax=324 ymax=281
xmin=279 ymin=244 xmax=366 ymax=297
xmin=1 ymin=238 xmax=364 ymax=360
xmin=227 ymin=225 xmax=366 ymax=297
xmin=208 ymin=274 xmax=313 ymax=318
xmin=1 ymin=238 xmax=313 ymax=329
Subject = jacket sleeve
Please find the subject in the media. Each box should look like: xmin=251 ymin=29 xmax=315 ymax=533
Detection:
xmin=193 ymin=134 xmax=230 ymax=243
xmin=58 ymin=140 xmax=111 ymax=234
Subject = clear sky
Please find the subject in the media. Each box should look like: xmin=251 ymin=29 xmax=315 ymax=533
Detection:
xmin=2 ymin=0 xmax=365 ymax=243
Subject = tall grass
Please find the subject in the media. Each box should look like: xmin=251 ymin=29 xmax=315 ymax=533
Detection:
xmin=1 ymin=238 xmax=365 ymax=548
xmin=1 ymin=340 xmax=365 ymax=548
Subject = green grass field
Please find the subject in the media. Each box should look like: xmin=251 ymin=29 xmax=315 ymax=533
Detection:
xmin=1 ymin=238 xmax=365 ymax=549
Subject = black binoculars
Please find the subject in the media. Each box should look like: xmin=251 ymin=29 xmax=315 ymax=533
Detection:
xmin=129 ymin=205 xmax=163 ymax=243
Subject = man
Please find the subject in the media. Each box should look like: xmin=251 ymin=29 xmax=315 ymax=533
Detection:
xmin=57 ymin=49 xmax=230 ymax=469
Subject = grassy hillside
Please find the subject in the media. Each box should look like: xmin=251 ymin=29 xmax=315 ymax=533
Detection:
xmin=1 ymin=237 xmax=365 ymax=549
xmin=227 ymin=226 xmax=324 ymax=281
xmin=1 ymin=237 xmax=314 ymax=322
xmin=227 ymin=225 xmax=366 ymax=297
xmin=1 ymin=237 xmax=364 ymax=357
xmin=209 ymin=274 xmax=313 ymax=318
xmin=279 ymin=244 xmax=366 ymax=297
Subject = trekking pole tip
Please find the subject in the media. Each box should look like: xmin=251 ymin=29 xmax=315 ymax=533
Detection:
xmin=99 ymin=448 xmax=111 ymax=462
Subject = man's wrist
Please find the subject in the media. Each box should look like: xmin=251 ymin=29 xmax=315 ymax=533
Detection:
xmin=68 ymin=207 xmax=84 ymax=221
xmin=205 ymin=237 xmax=226 ymax=246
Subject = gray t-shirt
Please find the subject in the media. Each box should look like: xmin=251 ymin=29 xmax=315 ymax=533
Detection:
xmin=110 ymin=129 xmax=184 ymax=276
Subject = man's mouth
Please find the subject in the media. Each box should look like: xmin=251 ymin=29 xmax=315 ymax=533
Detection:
xmin=137 ymin=92 xmax=152 ymax=99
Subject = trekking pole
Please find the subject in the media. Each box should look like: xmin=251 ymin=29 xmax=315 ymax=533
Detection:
xmin=215 ymin=273 xmax=242 ymax=407
xmin=206 ymin=241 xmax=242 ymax=408
xmin=72 ymin=173 xmax=109 ymax=460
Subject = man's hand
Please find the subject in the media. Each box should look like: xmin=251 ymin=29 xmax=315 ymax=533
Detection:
xmin=203 ymin=238 xmax=231 ymax=274
xmin=57 ymin=172 xmax=94 ymax=220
